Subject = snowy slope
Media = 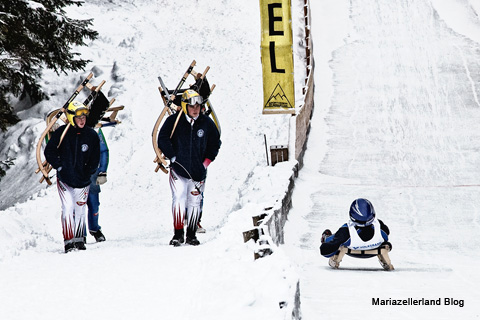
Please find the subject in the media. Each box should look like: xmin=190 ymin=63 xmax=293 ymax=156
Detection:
xmin=0 ymin=1 xmax=306 ymax=319
xmin=2 ymin=0 xmax=480 ymax=319
xmin=284 ymin=0 xmax=480 ymax=319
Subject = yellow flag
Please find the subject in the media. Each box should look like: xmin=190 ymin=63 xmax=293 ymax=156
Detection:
xmin=260 ymin=0 xmax=295 ymax=114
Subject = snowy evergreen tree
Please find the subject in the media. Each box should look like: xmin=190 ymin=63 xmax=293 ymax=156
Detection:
xmin=0 ymin=0 xmax=98 ymax=131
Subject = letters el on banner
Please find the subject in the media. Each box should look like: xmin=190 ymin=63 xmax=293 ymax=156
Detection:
xmin=260 ymin=0 xmax=295 ymax=114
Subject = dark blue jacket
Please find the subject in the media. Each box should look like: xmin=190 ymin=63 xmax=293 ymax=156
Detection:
xmin=158 ymin=112 xmax=221 ymax=181
xmin=44 ymin=124 xmax=100 ymax=188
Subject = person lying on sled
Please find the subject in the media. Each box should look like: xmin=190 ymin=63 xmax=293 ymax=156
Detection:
xmin=320 ymin=198 xmax=391 ymax=262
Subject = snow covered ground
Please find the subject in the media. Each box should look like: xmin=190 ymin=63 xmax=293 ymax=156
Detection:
xmin=284 ymin=0 xmax=480 ymax=319
xmin=0 ymin=0 xmax=305 ymax=319
xmin=1 ymin=0 xmax=480 ymax=319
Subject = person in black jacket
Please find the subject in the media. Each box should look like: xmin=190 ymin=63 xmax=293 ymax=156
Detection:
xmin=44 ymin=101 xmax=100 ymax=253
xmin=158 ymin=89 xmax=221 ymax=246
xmin=320 ymin=198 xmax=391 ymax=259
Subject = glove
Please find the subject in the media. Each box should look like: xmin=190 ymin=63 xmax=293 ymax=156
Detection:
xmin=382 ymin=241 xmax=393 ymax=251
xmin=96 ymin=172 xmax=107 ymax=185
xmin=203 ymin=158 xmax=212 ymax=169
xmin=321 ymin=229 xmax=332 ymax=243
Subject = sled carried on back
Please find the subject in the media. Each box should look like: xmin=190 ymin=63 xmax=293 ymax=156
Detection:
xmin=34 ymin=73 xmax=124 ymax=185
xmin=151 ymin=60 xmax=220 ymax=174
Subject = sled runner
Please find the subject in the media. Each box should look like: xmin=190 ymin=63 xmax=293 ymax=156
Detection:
xmin=35 ymin=74 xmax=124 ymax=185
xmin=151 ymin=61 xmax=220 ymax=174
xmin=328 ymin=243 xmax=394 ymax=271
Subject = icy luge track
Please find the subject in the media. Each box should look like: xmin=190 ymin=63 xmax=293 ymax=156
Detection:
xmin=325 ymin=0 xmax=480 ymax=188
xmin=286 ymin=0 xmax=480 ymax=319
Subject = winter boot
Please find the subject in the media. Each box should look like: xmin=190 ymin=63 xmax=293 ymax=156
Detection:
xmin=64 ymin=242 xmax=75 ymax=253
xmin=328 ymin=246 xmax=347 ymax=269
xmin=90 ymin=229 xmax=106 ymax=242
xmin=321 ymin=229 xmax=332 ymax=243
xmin=186 ymin=227 xmax=200 ymax=246
xmin=169 ymin=228 xmax=184 ymax=247
xmin=186 ymin=236 xmax=200 ymax=246
xmin=74 ymin=241 xmax=87 ymax=250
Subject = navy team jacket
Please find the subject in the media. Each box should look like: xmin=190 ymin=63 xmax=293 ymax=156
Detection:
xmin=158 ymin=112 xmax=221 ymax=181
xmin=44 ymin=124 xmax=100 ymax=188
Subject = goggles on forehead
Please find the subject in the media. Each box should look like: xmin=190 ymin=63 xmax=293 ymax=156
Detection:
xmin=67 ymin=107 xmax=89 ymax=117
xmin=183 ymin=95 xmax=203 ymax=106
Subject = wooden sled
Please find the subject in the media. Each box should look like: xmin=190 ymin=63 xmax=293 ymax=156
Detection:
xmin=97 ymin=104 xmax=125 ymax=128
xmin=328 ymin=244 xmax=394 ymax=271
xmin=152 ymin=60 xmax=216 ymax=174
xmin=34 ymin=75 xmax=123 ymax=185
xmin=35 ymin=73 xmax=94 ymax=185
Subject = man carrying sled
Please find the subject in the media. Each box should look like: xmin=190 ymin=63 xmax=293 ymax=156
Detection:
xmin=320 ymin=198 xmax=394 ymax=270
xmin=158 ymin=89 xmax=221 ymax=247
xmin=44 ymin=101 xmax=100 ymax=253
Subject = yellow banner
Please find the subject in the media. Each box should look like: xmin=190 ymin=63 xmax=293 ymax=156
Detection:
xmin=259 ymin=0 xmax=295 ymax=114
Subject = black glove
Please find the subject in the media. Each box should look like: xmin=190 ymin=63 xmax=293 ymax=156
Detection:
xmin=96 ymin=172 xmax=107 ymax=185
xmin=321 ymin=229 xmax=332 ymax=243
xmin=382 ymin=241 xmax=393 ymax=251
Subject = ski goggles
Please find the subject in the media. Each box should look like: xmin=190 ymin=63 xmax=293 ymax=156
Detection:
xmin=67 ymin=107 xmax=90 ymax=117
xmin=183 ymin=95 xmax=203 ymax=106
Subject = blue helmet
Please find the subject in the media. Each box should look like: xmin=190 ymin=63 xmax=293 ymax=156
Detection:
xmin=349 ymin=198 xmax=376 ymax=227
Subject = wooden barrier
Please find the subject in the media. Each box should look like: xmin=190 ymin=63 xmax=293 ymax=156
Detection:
xmin=242 ymin=2 xmax=314 ymax=318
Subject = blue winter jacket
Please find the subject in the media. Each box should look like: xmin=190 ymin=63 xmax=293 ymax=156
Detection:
xmin=89 ymin=128 xmax=109 ymax=194
xmin=158 ymin=112 xmax=221 ymax=181
xmin=44 ymin=124 xmax=100 ymax=188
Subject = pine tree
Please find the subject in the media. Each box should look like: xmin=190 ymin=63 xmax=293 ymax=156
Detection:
xmin=0 ymin=0 xmax=98 ymax=131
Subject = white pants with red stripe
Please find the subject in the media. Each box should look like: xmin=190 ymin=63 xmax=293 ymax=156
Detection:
xmin=57 ymin=180 xmax=89 ymax=245
xmin=169 ymin=169 xmax=205 ymax=231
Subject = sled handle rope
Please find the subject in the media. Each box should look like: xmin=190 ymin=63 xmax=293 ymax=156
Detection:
xmin=152 ymin=60 xmax=196 ymax=173
xmin=56 ymin=80 xmax=106 ymax=149
xmin=35 ymin=73 xmax=93 ymax=185
xmin=170 ymin=66 xmax=210 ymax=139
